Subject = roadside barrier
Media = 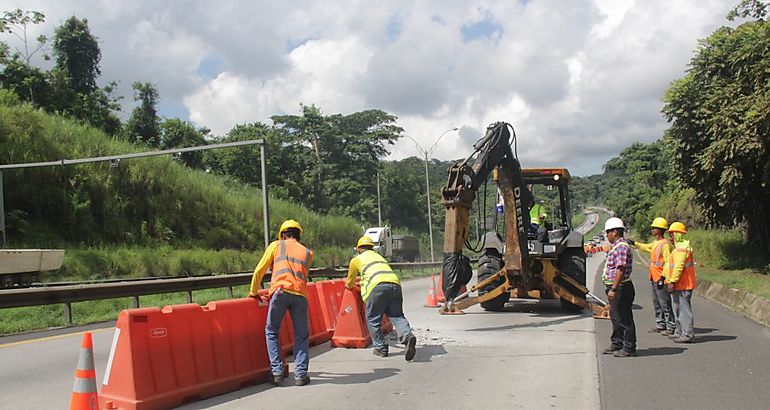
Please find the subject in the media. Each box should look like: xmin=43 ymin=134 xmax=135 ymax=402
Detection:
xmin=331 ymin=288 xmax=372 ymax=348
xmin=99 ymin=299 xmax=273 ymax=410
xmin=70 ymin=332 xmax=100 ymax=410
xmin=315 ymin=279 xmax=346 ymax=332
xmin=306 ymin=282 xmax=333 ymax=345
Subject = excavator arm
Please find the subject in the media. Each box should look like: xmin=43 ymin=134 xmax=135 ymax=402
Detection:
xmin=439 ymin=122 xmax=531 ymax=313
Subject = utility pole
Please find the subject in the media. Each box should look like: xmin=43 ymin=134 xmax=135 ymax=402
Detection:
xmin=376 ymin=171 xmax=382 ymax=226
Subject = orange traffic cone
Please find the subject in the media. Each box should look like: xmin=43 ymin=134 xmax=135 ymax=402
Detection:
xmin=70 ymin=332 xmax=100 ymax=410
xmin=424 ymin=275 xmax=440 ymax=307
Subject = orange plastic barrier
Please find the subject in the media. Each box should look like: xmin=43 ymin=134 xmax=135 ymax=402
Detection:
xmin=99 ymin=299 xmax=274 ymax=410
xmin=306 ymin=282 xmax=332 ymax=345
xmin=315 ymin=280 xmax=346 ymax=332
xmin=330 ymin=288 xmax=371 ymax=348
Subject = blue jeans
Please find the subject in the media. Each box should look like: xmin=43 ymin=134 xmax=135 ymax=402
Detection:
xmin=365 ymin=282 xmax=414 ymax=352
xmin=265 ymin=289 xmax=309 ymax=379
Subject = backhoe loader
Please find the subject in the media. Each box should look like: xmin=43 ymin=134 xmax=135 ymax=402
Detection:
xmin=439 ymin=122 xmax=609 ymax=317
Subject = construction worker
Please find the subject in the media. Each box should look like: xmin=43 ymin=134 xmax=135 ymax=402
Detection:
xmin=630 ymin=217 xmax=674 ymax=335
xmin=664 ymin=222 xmax=697 ymax=343
xmin=249 ymin=220 xmax=314 ymax=386
xmin=346 ymin=236 xmax=417 ymax=361
xmin=601 ymin=217 xmax=637 ymax=357
xmin=529 ymin=194 xmax=548 ymax=242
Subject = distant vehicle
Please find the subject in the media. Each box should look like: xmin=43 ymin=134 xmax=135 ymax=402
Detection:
xmin=0 ymin=249 xmax=64 ymax=288
xmin=363 ymin=227 xmax=420 ymax=262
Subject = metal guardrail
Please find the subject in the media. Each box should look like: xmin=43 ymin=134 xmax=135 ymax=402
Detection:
xmin=0 ymin=261 xmax=444 ymax=324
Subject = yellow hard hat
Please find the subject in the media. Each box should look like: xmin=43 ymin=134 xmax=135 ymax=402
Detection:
xmin=277 ymin=219 xmax=304 ymax=239
xmin=356 ymin=236 xmax=375 ymax=248
xmin=668 ymin=221 xmax=687 ymax=234
xmin=650 ymin=217 xmax=669 ymax=230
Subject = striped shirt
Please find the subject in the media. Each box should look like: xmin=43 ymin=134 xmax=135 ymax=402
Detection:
xmin=602 ymin=238 xmax=633 ymax=285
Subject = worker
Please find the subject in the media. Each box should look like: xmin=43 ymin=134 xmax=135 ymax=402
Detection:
xmin=248 ymin=220 xmax=314 ymax=386
xmin=630 ymin=217 xmax=674 ymax=335
xmin=601 ymin=217 xmax=636 ymax=357
xmin=346 ymin=236 xmax=417 ymax=361
xmin=528 ymin=194 xmax=548 ymax=242
xmin=664 ymin=222 xmax=696 ymax=343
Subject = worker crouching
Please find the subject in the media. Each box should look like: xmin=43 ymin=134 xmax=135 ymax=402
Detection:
xmin=346 ymin=236 xmax=418 ymax=361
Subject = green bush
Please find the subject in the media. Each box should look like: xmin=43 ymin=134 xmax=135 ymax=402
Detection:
xmin=687 ymin=229 xmax=767 ymax=271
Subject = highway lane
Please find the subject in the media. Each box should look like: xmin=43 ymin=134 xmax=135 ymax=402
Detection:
xmin=594 ymin=250 xmax=770 ymax=409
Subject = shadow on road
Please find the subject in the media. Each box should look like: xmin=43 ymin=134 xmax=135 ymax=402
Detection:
xmin=632 ymin=303 xmax=643 ymax=310
xmin=411 ymin=344 xmax=448 ymax=363
xmin=694 ymin=334 xmax=737 ymax=343
xmin=694 ymin=327 xmax=718 ymax=334
xmin=307 ymin=367 xmax=400 ymax=385
xmin=466 ymin=314 xmax=584 ymax=332
xmin=635 ymin=346 xmax=688 ymax=357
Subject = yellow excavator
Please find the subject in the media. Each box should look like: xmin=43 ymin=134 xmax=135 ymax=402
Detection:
xmin=438 ymin=122 xmax=609 ymax=317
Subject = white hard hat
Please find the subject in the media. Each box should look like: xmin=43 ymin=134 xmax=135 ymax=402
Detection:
xmin=604 ymin=217 xmax=625 ymax=231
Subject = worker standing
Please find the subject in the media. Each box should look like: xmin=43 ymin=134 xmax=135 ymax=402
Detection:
xmin=664 ymin=222 xmax=697 ymax=343
xmin=601 ymin=217 xmax=637 ymax=357
xmin=346 ymin=236 xmax=418 ymax=361
xmin=631 ymin=217 xmax=674 ymax=335
xmin=248 ymin=220 xmax=313 ymax=386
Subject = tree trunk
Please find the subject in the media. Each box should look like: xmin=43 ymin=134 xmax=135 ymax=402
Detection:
xmin=746 ymin=198 xmax=770 ymax=259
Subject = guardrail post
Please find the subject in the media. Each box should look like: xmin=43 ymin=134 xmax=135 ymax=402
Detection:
xmin=64 ymin=302 xmax=72 ymax=325
xmin=131 ymin=296 xmax=140 ymax=308
xmin=227 ymin=286 xmax=234 ymax=298
xmin=186 ymin=291 xmax=193 ymax=303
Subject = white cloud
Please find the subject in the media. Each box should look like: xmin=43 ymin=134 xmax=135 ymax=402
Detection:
xmin=1 ymin=0 xmax=733 ymax=175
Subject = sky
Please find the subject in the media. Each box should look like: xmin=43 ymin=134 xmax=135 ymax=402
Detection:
xmin=1 ymin=0 xmax=734 ymax=175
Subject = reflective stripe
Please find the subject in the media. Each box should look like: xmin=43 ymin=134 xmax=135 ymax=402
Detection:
xmin=73 ymin=376 xmax=97 ymax=393
xmin=362 ymin=270 xmax=395 ymax=294
xmin=273 ymin=267 xmax=307 ymax=281
xmin=684 ymin=261 xmax=694 ymax=268
xmin=362 ymin=260 xmax=389 ymax=273
xmin=77 ymin=347 xmax=95 ymax=371
xmin=274 ymin=240 xmax=307 ymax=280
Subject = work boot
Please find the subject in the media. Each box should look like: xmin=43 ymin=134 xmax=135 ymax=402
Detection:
xmin=404 ymin=334 xmax=417 ymax=362
xmin=294 ymin=375 xmax=310 ymax=386
xmin=612 ymin=350 xmax=637 ymax=358
xmin=602 ymin=347 xmax=620 ymax=355
xmin=673 ymin=337 xmax=693 ymax=344
xmin=662 ymin=329 xmax=674 ymax=336
xmin=372 ymin=348 xmax=388 ymax=358
xmin=271 ymin=373 xmax=284 ymax=385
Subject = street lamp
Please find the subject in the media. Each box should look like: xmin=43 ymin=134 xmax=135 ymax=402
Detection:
xmin=405 ymin=127 xmax=459 ymax=262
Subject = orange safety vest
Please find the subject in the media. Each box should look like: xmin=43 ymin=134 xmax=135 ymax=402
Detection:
xmin=269 ymin=239 xmax=313 ymax=297
xmin=649 ymin=239 xmax=667 ymax=282
xmin=665 ymin=247 xmax=696 ymax=291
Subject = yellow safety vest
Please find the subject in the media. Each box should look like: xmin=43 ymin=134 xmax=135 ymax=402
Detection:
xmin=354 ymin=250 xmax=401 ymax=302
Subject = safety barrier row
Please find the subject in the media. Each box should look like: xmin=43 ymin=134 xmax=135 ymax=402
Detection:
xmin=98 ymin=278 xmax=380 ymax=410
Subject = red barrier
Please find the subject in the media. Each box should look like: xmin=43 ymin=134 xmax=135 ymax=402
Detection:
xmin=331 ymin=288 xmax=371 ymax=348
xmin=306 ymin=282 xmax=332 ymax=345
xmin=315 ymin=280 xmax=346 ymax=332
xmin=100 ymin=299 xmax=272 ymax=410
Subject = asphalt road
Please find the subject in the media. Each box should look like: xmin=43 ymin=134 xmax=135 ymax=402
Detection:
xmin=594 ymin=249 xmax=770 ymax=409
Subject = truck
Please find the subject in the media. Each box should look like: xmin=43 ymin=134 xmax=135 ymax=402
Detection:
xmin=363 ymin=227 xmax=420 ymax=262
xmin=0 ymin=248 xmax=64 ymax=288
xmin=438 ymin=121 xmax=608 ymax=317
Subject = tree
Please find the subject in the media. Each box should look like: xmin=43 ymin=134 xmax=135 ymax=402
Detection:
xmin=0 ymin=9 xmax=48 ymax=103
xmin=160 ymin=118 xmax=209 ymax=168
xmin=662 ymin=6 xmax=770 ymax=255
xmin=125 ymin=82 xmax=160 ymax=146
xmin=53 ymin=16 xmax=100 ymax=95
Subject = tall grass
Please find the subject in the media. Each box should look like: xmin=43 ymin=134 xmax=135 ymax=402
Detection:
xmin=687 ymin=229 xmax=767 ymax=271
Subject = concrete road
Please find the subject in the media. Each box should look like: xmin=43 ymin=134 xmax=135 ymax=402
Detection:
xmin=0 ymin=259 xmax=604 ymax=410
xmin=594 ymin=250 xmax=770 ymax=409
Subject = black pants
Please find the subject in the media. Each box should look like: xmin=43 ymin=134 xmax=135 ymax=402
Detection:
xmin=607 ymin=281 xmax=636 ymax=352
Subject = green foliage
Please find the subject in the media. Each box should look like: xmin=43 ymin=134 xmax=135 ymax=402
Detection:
xmin=0 ymin=104 xmax=360 ymax=253
xmin=727 ymin=0 xmax=768 ymax=21
xmin=687 ymin=229 xmax=767 ymax=271
xmin=53 ymin=16 xmax=100 ymax=95
xmin=125 ymin=81 xmax=160 ymax=146
xmin=662 ymin=16 xmax=770 ymax=255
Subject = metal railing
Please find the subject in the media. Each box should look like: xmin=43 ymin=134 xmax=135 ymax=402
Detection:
xmin=0 ymin=261 xmax=444 ymax=325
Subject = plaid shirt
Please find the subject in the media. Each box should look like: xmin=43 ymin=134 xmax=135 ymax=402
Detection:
xmin=602 ymin=238 xmax=633 ymax=285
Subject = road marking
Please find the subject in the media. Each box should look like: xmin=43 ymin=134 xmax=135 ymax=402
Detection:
xmin=0 ymin=327 xmax=114 ymax=348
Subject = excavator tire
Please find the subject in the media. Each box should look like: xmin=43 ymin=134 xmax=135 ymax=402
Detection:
xmin=478 ymin=253 xmax=509 ymax=311
xmin=557 ymin=247 xmax=587 ymax=314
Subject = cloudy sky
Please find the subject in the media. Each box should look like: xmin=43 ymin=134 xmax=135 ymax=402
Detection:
xmin=2 ymin=0 xmax=734 ymax=175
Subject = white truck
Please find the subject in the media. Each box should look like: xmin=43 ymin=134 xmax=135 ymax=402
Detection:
xmin=363 ymin=227 xmax=420 ymax=262
xmin=0 ymin=249 xmax=64 ymax=288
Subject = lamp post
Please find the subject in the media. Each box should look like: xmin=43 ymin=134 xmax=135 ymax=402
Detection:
xmin=406 ymin=127 xmax=459 ymax=262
